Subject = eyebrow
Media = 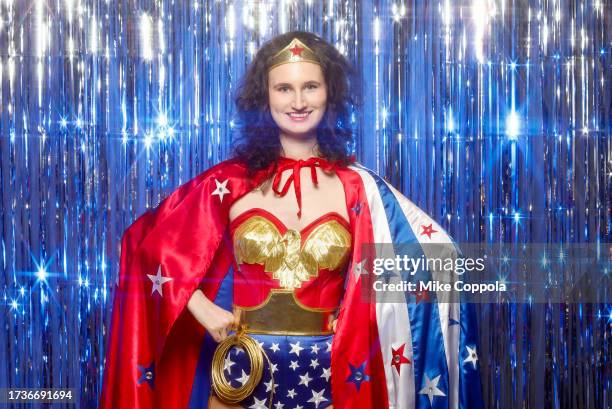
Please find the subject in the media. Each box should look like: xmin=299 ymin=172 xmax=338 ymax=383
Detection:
xmin=272 ymin=80 xmax=322 ymax=87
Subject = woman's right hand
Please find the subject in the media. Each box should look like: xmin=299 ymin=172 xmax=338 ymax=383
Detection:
xmin=187 ymin=289 xmax=235 ymax=342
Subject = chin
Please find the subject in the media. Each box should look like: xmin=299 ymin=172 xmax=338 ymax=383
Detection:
xmin=278 ymin=118 xmax=320 ymax=137
xmin=280 ymin=126 xmax=319 ymax=139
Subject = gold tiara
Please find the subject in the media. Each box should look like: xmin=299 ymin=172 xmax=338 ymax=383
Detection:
xmin=267 ymin=38 xmax=321 ymax=71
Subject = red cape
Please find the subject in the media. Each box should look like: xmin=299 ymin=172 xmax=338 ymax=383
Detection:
xmin=100 ymin=159 xmax=483 ymax=409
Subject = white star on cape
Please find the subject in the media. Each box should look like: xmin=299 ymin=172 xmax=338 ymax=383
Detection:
xmin=287 ymin=389 xmax=297 ymax=399
xmin=147 ymin=265 xmax=173 ymax=297
xmin=463 ymin=345 xmax=479 ymax=369
xmin=320 ymin=367 xmax=331 ymax=382
xmin=270 ymin=363 xmax=278 ymax=374
xmin=418 ymin=374 xmax=446 ymax=406
xmin=289 ymin=360 xmax=300 ymax=371
xmin=236 ymin=369 xmax=250 ymax=386
xmin=325 ymin=341 xmax=332 ymax=353
xmin=289 ymin=341 xmax=304 ymax=356
xmin=310 ymin=358 xmax=320 ymax=369
xmin=212 ymin=178 xmax=230 ymax=202
xmin=273 ymin=402 xmax=284 ymax=409
xmin=298 ymin=372 xmax=313 ymax=387
xmin=270 ymin=343 xmax=280 ymax=353
xmin=248 ymin=397 xmax=267 ymax=409
xmin=307 ymin=389 xmax=329 ymax=408
xmin=310 ymin=344 xmax=320 ymax=354
xmin=293 ymin=405 xmax=303 ymax=409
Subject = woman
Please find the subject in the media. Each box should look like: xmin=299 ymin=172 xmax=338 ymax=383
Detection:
xmin=194 ymin=32 xmax=355 ymax=409
xmin=100 ymin=31 xmax=483 ymax=409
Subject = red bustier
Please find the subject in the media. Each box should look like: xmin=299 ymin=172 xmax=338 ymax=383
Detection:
xmin=230 ymin=208 xmax=352 ymax=310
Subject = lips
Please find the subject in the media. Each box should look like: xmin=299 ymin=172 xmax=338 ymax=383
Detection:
xmin=287 ymin=111 xmax=312 ymax=121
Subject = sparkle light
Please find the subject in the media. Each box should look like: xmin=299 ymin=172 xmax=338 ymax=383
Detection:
xmin=90 ymin=15 xmax=98 ymax=54
xmin=156 ymin=113 xmax=169 ymax=127
xmin=35 ymin=0 xmax=46 ymax=58
xmin=541 ymin=254 xmax=549 ymax=268
xmin=505 ymin=110 xmax=520 ymax=139
xmin=472 ymin=0 xmax=490 ymax=63
xmin=36 ymin=264 xmax=48 ymax=282
xmin=144 ymin=132 xmax=154 ymax=149
xmin=446 ymin=107 xmax=455 ymax=133
xmin=258 ymin=3 xmax=268 ymax=36
xmin=139 ymin=12 xmax=153 ymax=61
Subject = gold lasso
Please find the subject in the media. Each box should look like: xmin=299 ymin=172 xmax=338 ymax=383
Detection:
xmin=211 ymin=325 xmax=275 ymax=407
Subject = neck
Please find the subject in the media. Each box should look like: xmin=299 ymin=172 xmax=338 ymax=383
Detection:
xmin=278 ymin=132 xmax=319 ymax=160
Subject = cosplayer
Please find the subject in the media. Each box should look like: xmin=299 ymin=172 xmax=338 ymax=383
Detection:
xmin=100 ymin=31 xmax=484 ymax=409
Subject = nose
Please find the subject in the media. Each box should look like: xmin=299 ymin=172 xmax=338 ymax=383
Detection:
xmin=291 ymin=91 xmax=307 ymax=111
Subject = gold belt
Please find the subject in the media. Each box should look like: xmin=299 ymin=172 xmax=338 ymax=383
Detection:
xmin=233 ymin=290 xmax=337 ymax=335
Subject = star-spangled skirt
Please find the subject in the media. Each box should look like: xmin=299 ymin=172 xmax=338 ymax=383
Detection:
xmin=222 ymin=333 xmax=334 ymax=409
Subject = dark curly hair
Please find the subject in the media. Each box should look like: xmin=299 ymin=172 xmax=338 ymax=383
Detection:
xmin=232 ymin=31 xmax=360 ymax=172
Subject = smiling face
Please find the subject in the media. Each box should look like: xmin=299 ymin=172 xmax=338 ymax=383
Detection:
xmin=267 ymin=61 xmax=328 ymax=141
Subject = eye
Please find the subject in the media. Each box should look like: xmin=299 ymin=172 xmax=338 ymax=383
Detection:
xmin=306 ymin=84 xmax=318 ymax=90
xmin=278 ymin=86 xmax=290 ymax=92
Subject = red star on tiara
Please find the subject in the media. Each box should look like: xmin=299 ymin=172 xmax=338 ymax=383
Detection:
xmin=267 ymin=38 xmax=320 ymax=70
xmin=289 ymin=43 xmax=305 ymax=57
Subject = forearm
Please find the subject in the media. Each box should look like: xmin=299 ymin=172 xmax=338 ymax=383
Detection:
xmin=187 ymin=288 xmax=235 ymax=342
xmin=187 ymin=288 xmax=211 ymax=313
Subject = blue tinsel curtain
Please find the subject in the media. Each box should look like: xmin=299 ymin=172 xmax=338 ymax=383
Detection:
xmin=0 ymin=0 xmax=610 ymax=408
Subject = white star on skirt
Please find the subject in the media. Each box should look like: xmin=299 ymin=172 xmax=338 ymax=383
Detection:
xmin=307 ymin=389 xmax=329 ymax=408
xmin=289 ymin=341 xmax=304 ymax=356
xmin=298 ymin=372 xmax=313 ymax=387
xmin=309 ymin=358 xmax=319 ymax=369
xmin=223 ymin=355 xmax=235 ymax=372
xmin=248 ymin=397 xmax=267 ymax=409
xmin=235 ymin=369 xmax=250 ymax=386
xmin=320 ymin=367 xmax=331 ymax=382
xmin=264 ymin=379 xmax=277 ymax=392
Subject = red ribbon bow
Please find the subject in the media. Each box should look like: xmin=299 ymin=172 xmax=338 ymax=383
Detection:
xmin=272 ymin=156 xmax=337 ymax=217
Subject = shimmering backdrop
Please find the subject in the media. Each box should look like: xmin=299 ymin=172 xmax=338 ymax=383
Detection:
xmin=0 ymin=0 xmax=610 ymax=407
